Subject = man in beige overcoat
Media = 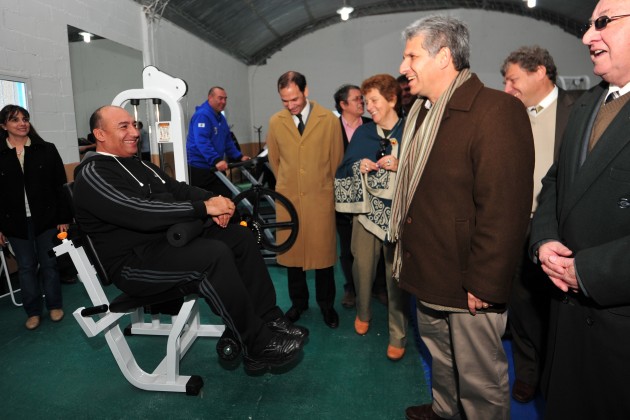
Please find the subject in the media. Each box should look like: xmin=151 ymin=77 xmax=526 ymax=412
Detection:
xmin=266 ymin=71 xmax=344 ymax=328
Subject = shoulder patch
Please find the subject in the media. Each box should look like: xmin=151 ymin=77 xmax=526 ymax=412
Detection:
xmin=198 ymin=122 xmax=205 ymax=128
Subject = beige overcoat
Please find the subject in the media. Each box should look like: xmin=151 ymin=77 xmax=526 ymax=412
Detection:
xmin=266 ymin=100 xmax=343 ymax=269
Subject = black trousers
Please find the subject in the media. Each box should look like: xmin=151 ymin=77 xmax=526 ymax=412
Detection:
xmin=115 ymin=223 xmax=281 ymax=354
xmin=287 ymin=266 xmax=335 ymax=310
xmin=335 ymin=212 xmax=354 ymax=293
xmin=189 ymin=165 xmax=234 ymax=198
xmin=508 ymin=242 xmax=553 ymax=386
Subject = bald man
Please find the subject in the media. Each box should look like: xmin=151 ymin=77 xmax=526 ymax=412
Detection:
xmin=73 ymin=105 xmax=306 ymax=373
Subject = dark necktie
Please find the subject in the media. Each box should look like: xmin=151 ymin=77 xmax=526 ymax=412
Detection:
xmin=296 ymin=114 xmax=305 ymax=135
xmin=605 ymin=91 xmax=620 ymax=104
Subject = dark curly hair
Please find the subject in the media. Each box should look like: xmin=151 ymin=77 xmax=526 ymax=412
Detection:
xmin=501 ymin=45 xmax=557 ymax=84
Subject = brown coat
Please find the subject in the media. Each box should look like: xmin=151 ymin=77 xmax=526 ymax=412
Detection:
xmin=399 ymin=75 xmax=534 ymax=309
xmin=266 ymin=100 xmax=343 ymax=269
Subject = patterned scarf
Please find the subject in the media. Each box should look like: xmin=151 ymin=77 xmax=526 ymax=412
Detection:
xmin=389 ymin=68 xmax=471 ymax=280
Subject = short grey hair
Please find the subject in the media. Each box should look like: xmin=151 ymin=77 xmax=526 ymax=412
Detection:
xmin=403 ymin=16 xmax=470 ymax=71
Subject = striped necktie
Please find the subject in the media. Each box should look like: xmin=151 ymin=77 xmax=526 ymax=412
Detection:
xmin=605 ymin=91 xmax=620 ymax=104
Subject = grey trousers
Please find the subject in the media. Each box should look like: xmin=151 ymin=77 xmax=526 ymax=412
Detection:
xmin=351 ymin=217 xmax=407 ymax=347
xmin=417 ymin=304 xmax=509 ymax=420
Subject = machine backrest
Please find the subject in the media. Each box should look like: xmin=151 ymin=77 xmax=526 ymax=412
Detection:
xmin=64 ymin=182 xmax=113 ymax=286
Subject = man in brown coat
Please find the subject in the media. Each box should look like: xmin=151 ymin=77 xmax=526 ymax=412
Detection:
xmin=266 ymin=71 xmax=344 ymax=328
xmin=390 ymin=17 xmax=534 ymax=420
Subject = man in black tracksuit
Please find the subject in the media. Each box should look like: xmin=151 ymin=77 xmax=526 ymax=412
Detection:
xmin=73 ymin=105 xmax=306 ymax=372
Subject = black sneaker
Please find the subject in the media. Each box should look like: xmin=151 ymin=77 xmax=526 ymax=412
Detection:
xmin=266 ymin=316 xmax=309 ymax=340
xmin=243 ymin=333 xmax=304 ymax=373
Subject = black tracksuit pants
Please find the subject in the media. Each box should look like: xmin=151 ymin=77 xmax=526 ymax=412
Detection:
xmin=114 ymin=223 xmax=281 ymax=354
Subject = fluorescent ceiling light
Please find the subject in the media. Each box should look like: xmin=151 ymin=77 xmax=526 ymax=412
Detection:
xmin=79 ymin=32 xmax=93 ymax=43
xmin=337 ymin=6 xmax=354 ymax=21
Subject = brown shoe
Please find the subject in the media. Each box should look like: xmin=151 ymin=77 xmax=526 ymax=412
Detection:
xmin=341 ymin=290 xmax=355 ymax=309
xmin=405 ymin=404 xmax=446 ymax=420
xmin=50 ymin=309 xmax=64 ymax=322
xmin=512 ymin=378 xmax=536 ymax=403
xmin=25 ymin=316 xmax=41 ymax=330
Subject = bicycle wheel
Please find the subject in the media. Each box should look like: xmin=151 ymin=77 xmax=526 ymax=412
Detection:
xmin=233 ymin=187 xmax=299 ymax=253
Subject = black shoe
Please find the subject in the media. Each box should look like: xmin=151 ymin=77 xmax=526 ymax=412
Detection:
xmin=286 ymin=305 xmax=307 ymax=323
xmin=267 ymin=316 xmax=309 ymax=340
xmin=321 ymin=307 xmax=339 ymax=329
xmin=243 ymin=334 xmax=303 ymax=373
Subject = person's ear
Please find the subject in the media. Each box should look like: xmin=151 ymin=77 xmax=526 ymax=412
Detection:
xmin=438 ymin=47 xmax=452 ymax=69
xmin=93 ymin=128 xmax=106 ymax=142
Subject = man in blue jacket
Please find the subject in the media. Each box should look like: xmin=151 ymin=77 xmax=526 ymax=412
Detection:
xmin=186 ymin=86 xmax=249 ymax=196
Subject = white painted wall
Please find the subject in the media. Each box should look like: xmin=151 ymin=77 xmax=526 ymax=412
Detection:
xmin=0 ymin=0 xmax=250 ymax=163
xmin=0 ymin=0 xmax=145 ymax=162
xmin=249 ymin=9 xmax=596 ymax=140
xmin=149 ymin=17 xmax=252 ymax=147
xmin=69 ymin=39 xmax=143 ymax=140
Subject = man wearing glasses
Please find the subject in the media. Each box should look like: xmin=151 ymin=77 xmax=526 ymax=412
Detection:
xmin=530 ymin=0 xmax=630 ymax=417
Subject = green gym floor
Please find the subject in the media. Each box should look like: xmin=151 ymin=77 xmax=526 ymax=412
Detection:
xmin=0 ymin=264 xmax=431 ymax=419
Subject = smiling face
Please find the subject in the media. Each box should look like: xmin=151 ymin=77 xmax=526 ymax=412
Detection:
xmin=503 ymin=63 xmax=545 ymax=108
xmin=399 ymin=34 xmax=449 ymax=103
xmin=93 ymin=106 xmax=139 ymax=157
xmin=208 ymin=88 xmax=227 ymax=113
xmin=279 ymin=82 xmax=309 ymax=115
xmin=340 ymin=88 xmax=365 ymax=119
xmin=364 ymin=88 xmax=397 ymax=128
xmin=582 ymin=0 xmax=630 ymax=86
xmin=1 ymin=111 xmax=30 ymax=139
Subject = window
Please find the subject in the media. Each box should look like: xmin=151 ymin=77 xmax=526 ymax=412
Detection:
xmin=0 ymin=76 xmax=29 ymax=109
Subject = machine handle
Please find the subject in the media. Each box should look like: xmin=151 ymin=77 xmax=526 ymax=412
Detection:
xmin=81 ymin=304 xmax=109 ymax=317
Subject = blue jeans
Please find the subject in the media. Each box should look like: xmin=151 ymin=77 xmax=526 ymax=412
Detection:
xmin=8 ymin=219 xmax=63 ymax=317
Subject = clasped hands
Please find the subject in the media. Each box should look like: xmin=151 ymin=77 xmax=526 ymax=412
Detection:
xmin=537 ymin=240 xmax=578 ymax=293
xmin=204 ymin=195 xmax=235 ymax=228
xmin=360 ymin=155 xmax=398 ymax=174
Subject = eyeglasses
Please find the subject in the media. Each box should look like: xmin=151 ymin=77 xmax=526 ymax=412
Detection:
xmin=587 ymin=14 xmax=630 ymax=31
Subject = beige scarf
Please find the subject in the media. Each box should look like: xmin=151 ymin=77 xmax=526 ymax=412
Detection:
xmin=389 ymin=68 xmax=471 ymax=280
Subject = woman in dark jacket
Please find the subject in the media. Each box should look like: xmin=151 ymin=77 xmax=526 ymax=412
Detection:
xmin=334 ymin=75 xmax=408 ymax=360
xmin=0 ymin=105 xmax=71 ymax=330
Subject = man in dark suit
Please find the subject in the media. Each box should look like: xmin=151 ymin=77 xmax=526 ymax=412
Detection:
xmin=395 ymin=16 xmax=533 ymax=420
xmin=530 ymin=0 xmax=630 ymax=418
xmin=501 ymin=45 xmax=582 ymax=403
xmin=333 ymin=84 xmax=372 ymax=309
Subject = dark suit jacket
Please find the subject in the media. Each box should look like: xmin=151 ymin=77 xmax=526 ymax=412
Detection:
xmin=339 ymin=116 xmax=371 ymax=151
xmin=553 ymin=88 xmax=583 ymax=160
xmin=530 ymin=81 xmax=630 ymax=417
xmin=398 ymin=74 xmax=534 ymax=309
